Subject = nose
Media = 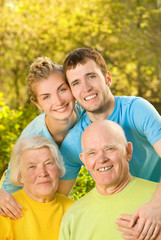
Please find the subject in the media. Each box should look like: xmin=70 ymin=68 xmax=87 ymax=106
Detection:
xmin=38 ymin=165 xmax=48 ymax=177
xmin=82 ymin=79 xmax=92 ymax=92
xmin=97 ymin=150 xmax=109 ymax=163
xmin=52 ymin=94 xmax=64 ymax=106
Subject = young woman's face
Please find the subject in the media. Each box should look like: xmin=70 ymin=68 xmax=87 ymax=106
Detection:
xmin=33 ymin=72 xmax=75 ymax=121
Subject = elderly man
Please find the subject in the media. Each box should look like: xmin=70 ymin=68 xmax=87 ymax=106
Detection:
xmin=0 ymin=135 xmax=73 ymax=240
xmin=59 ymin=120 xmax=160 ymax=240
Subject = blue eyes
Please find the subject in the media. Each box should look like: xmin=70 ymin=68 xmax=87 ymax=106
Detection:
xmin=72 ymin=81 xmax=79 ymax=87
xmin=89 ymin=75 xmax=95 ymax=79
xmin=42 ymin=88 xmax=67 ymax=100
xmin=43 ymin=95 xmax=49 ymax=100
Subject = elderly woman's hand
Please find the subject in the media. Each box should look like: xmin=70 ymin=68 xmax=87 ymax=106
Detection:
xmin=0 ymin=188 xmax=23 ymax=219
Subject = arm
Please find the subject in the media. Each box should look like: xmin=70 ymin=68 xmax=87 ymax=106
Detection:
xmin=153 ymin=139 xmax=161 ymax=157
xmin=57 ymin=179 xmax=76 ymax=196
xmin=0 ymin=188 xmax=23 ymax=219
xmin=116 ymin=138 xmax=161 ymax=239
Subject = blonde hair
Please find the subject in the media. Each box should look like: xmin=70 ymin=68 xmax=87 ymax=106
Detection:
xmin=9 ymin=135 xmax=65 ymax=186
xmin=27 ymin=57 xmax=64 ymax=102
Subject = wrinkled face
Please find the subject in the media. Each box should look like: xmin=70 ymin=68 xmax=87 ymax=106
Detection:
xmin=33 ymin=72 xmax=75 ymax=121
xmin=66 ymin=59 xmax=112 ymax=114
xmin=19 ymin=147 xmax=60 ymax=202
xmin=80 ymin=127 xmax=131 ymax=193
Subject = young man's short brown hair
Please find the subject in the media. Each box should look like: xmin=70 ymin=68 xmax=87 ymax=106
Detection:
xmin=63 ymin=48 xmax=108 ymax=78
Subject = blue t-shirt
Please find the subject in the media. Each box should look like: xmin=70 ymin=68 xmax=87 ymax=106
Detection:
xmin=2 ymin=103 xmax=84 ymax=193
xmin=60 ymin=96 xmax=161 ymax=182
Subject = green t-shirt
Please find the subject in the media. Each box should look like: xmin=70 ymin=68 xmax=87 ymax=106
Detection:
xmin=59 ymin=177 xmax=158 ymax=240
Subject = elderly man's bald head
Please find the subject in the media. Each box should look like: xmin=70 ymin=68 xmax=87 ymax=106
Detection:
xmin=81 ymin=120 xmax=127 ymax=152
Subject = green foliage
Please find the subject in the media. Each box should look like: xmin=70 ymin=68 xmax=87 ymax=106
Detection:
xmin=0 ymin=93 xmax=38 ymax=177
xmin=0 ymin=0 xmax=161 ymax=109
xmin=69 ymin=166 xmax=95 ymax=200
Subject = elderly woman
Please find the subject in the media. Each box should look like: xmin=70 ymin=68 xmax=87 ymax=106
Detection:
xmin=0 ymin=135 xmax=74 ymax=240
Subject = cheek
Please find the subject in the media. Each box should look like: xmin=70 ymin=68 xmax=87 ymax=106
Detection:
xmin=85 ymin=160 xmax=95 ymax=172
xmin=65 ymin=91 xmax=74 ymax=101
xmin=49 ymin=167 xmax=60 ymax=179
xmin=24 ymin=171 xmax=37 ymax=183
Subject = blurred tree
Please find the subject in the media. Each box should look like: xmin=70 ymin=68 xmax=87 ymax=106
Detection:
xmin=0 ymin=0 xmax=160 ymax=112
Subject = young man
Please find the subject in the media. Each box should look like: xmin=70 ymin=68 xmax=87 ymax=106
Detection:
xmin=58 ymin=48 xmax=161 ymax=238
xmin=59 ymin=120 xmax=161 ymax=240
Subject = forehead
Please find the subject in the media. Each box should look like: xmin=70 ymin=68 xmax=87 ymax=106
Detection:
xmin=34 ymin=72 xmax=66 ymax=90
xmin=82 ymin=125 xmax=124 ymax=149
xmin=21 ymin=147 xmax=53 ymax=163
xmin=66 ymin=59 xmax=102 ymax=79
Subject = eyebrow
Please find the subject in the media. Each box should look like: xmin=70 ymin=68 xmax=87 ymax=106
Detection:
xmin=39 ymin=83 xmax=67 ymax=97
xmin=70 ymin=72 xmax=97 ymax=85
xmin=83 ymin=144 xmax=116 ymax=155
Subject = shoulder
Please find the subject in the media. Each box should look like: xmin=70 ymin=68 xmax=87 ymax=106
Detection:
xmin=116 ymin=96 xmax=144 ymax=106
xmin=117 ymin=96 xmax=157 ymax=111
xmin=20 ymin=113 xmax=51 ymax=139
xmin=131 ymin=177 xmax=158 ymax=195
xmin=55 ymin=193 xmax=74 ymax=208
xmin=56 ymin=193 xmax=74 ymax=204
xmin=63 ymin=190 xmax=92 ymax=215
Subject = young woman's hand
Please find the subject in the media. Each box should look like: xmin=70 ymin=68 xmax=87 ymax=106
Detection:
xmin=0 ymin=189 xmax=23 ymax=219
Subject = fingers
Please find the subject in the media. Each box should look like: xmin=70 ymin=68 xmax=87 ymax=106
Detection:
xmin=150 ymin=224 xmax=161 ymax=240
xmin=0 ymin=208 xmax=7 ymax=217
xmin=117 ymin=217 xmax=161 ymax=240
xmin=0 ymin=200 xmax=23 ymax=219
xmin=116 ymin=214 xmax=138 ymax=228
xmin=0 ymin=189 xmax=23 ymax=219
xmin=130 ymin=213 xmax=139 ymax=227
xmin=117 ymin=224 xmax=143 ymax=240
xmin=140 ymin=221 xmax=161 ymax=240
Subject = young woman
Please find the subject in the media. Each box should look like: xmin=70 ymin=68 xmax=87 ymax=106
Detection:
xmin=0 ymin=57 xmax=83 ymax=219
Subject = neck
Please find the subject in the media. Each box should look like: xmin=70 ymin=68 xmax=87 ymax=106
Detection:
xmin=96 ymin=174 xmax=132 ymax=196
xmin=45 ymin=111 xmax=77 ymax=147
xmin=23 ymin=188 xmax=56 ymax=203
xmin=87 ymin=93 xmax=115 ymax=122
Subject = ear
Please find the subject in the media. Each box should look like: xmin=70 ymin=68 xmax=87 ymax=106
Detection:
xmin=105 ymin=71 xmax=112 ymax=87
xmin=126 ymin=142 xmax=133 ymax=162
xmin=79 ymin=152 xmax=85 ymax=165
xmin=18 ymin=173 xmax=24 ymax=184
xmin=30 ymin=97 xmax=42 ymax=111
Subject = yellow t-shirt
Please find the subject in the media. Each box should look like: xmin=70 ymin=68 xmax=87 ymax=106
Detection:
xmin=0 ymin=189 xmax=74 ymax=240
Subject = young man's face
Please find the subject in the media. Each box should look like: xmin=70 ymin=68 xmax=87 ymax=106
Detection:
xmin=66 ymin=59 xmax=112 ymax=114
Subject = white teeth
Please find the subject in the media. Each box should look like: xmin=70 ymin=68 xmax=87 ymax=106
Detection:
xmin=98 ymin=166 xmax=112 ymax=172
xmin=56 ymin=106 xmax=67 ymax=112
xmin=85 ymin=94 xmax=96 ymax=101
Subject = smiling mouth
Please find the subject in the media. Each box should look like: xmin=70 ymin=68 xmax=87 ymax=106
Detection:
xmin=97 ymin=166 xmax=113 ymax=172
xmin=84 ymin=94 xmax=97 ymax=101
xmin=55 ymin=104 xmax=68 ymax=112
xmin=38 ymin=181 xmax=50 ymax=185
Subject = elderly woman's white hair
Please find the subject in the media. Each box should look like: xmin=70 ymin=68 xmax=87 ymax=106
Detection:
xmin=9 ymin=135 xmax=65 ymax=186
